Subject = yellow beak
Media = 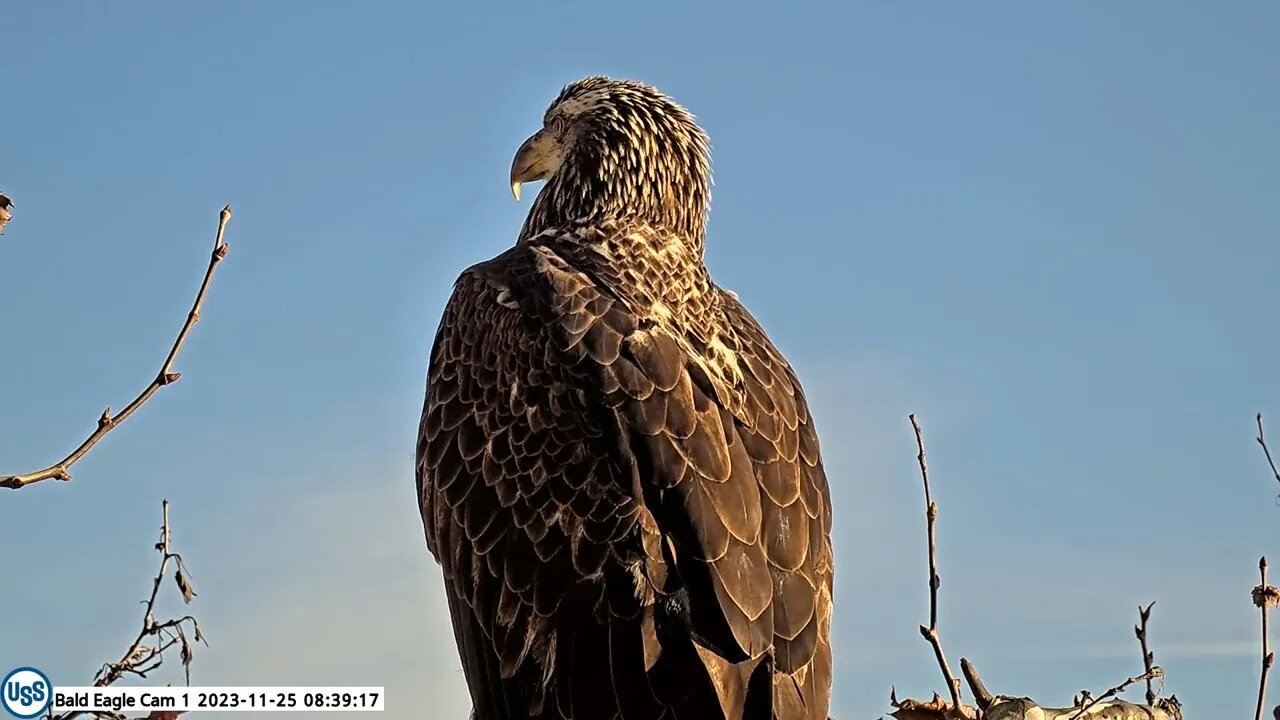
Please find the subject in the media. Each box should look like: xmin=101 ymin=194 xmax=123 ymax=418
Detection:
xmin=509 ymin=129 xmax=560 ymax=201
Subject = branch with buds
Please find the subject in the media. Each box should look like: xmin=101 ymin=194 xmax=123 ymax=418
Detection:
xmin=1253 ymin=556 xmax=1280 ymax=720
xmin=2 ymin=205 xmax=232 ymax=490
xmin=1259 ymin=414 xmax=1280 ymax=495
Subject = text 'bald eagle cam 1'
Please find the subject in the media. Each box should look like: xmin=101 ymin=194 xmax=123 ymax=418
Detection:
xmin=417 ymin=76 xmax=834 ymax=720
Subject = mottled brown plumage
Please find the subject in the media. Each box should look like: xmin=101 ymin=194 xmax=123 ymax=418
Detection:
xmin=417 ymin=77 xmax=834 ymax=720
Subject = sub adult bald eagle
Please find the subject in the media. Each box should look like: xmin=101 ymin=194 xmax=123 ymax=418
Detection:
xmin=416 ymin=76 xmax=834 ymax=720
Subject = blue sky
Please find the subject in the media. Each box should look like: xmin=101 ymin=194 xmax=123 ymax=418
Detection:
xmin=1 ymin=2 xmax=1277 ymax=717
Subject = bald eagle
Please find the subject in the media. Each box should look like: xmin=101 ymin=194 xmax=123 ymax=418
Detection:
xmin=416 ymin=77 xmax=834 ymax=720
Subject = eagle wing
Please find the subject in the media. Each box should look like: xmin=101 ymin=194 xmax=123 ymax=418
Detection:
xmin=417 ymin=236 xmax=833 ymax=720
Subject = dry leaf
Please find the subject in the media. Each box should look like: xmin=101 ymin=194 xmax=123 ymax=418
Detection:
xmin=1254 ymin=583 xmax=1280 ymax=609
xmin=175 ymin=569 xmax=197 ymax=603
xmin=0 ymin=193 xmax=11 ymax=235
xmin=890 ymin=692 xmax=977 ymax=720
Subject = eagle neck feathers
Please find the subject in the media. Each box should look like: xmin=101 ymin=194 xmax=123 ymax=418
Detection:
xmin=522 ymin=223 xmax=747 ymax=414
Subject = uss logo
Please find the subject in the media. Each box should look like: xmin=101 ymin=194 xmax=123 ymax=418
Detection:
xmin=2 ymin=667 xmax=52 ymax=719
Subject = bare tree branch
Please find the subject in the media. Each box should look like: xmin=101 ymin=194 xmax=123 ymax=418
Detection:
xmin=1255 ymin=556 xmax=1278 ymax=720
xmin=959 ymin=658 xmax=993 ymax=712
xmin=1069 ymin=667 xmax=1165 ymax=720
xmin=3 ymin=206 xmax=232 ymax=490
xmin=907 ymin=413 xmax=964 ymax=714
xmin=49 ymin=500 xmax=204 ymax=720
xmin=1260 ymin=414 xmax=1280 ymax=490
xmin=1134 ymin=601 xmax=1159 ymax=705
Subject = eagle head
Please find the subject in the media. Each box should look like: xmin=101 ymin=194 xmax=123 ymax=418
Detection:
xmin=512 ymin=76 xmax=712 ymax=244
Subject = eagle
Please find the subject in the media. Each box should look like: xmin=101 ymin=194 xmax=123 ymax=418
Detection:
xmin=416 ymin=76 xmax=834 ymax=720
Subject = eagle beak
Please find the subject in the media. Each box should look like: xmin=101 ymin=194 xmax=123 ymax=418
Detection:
xmin=509 ymin=129 xmax=558 ymax=202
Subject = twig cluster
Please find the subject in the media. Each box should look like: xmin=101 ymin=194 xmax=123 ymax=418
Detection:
xmin=1 ymin=199 xmax=227 ymax=719
xmin=890 ymin=407 xmax=1280 ymax=718
xmin=891 ymin=414 xmax=1181 ymax=720
xmin=48 ymin=500 xmax=204 ymax=720
xmin=1068 ymin=666 xmax=1165 ymax=719
xmin=2 ymin=205 xmax=233 ymax=490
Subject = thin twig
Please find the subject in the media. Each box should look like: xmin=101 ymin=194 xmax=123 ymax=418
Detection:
xmin=1255 ymin=556 xmax=1277 ymax=720
xmin=1069 ymin=667 xmax=1165 ymax=720
xmin=909 ymin=413 xmax=964 ymax=713
xmin=1134 ymin=601 xmax=1158 ymax=705
xmin=1260 ymin=414 xmax=1280 ymax=490
xmin=50 ymin=500 xmax=204 ymax=720
xmin=3 ymin=205 xmax=232 ymax=490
